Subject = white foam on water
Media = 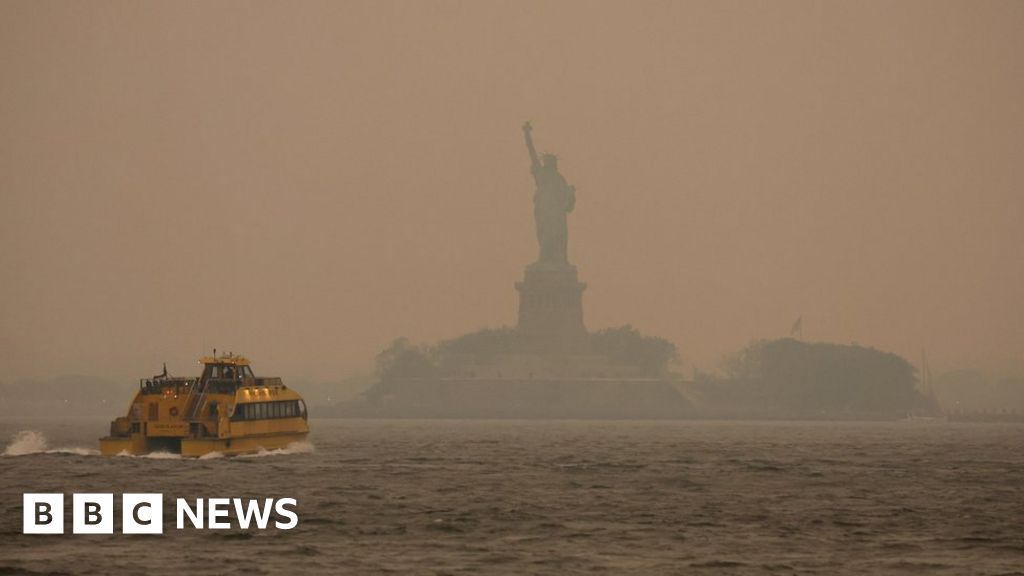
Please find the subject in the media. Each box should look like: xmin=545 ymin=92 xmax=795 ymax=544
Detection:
xmin=112 ymin=449 xmax=182 ymax=460
xmin=2 ymin=430 xmax=100 ymax=457
xmin=2 ymin=430 xmax=48 ymax=456
xmin=238 ymin=440 xmax=316 ymax=458
xmin=138 ymin=451 xmax=182 ymax=460
xmin=50 ymin=446 xmax=98 ymax=456
xmin=3 ymin=431 xmax=313 ymax=459
xmin=112 ymin=450 xmax=167 ymax=459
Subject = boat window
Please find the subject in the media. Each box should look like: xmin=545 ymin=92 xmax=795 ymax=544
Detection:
xmin=231 ymin=400 xmax=309 ymax=421
xmin=203 ymin=364 xmax=222 ymax=381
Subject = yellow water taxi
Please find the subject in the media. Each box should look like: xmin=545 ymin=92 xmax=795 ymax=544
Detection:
xmin=100 ymin=353 xmax=309 ymax=457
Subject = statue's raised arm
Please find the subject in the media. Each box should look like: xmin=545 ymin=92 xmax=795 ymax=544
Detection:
xmin=523 ymin=121 xmax=540 ymax=170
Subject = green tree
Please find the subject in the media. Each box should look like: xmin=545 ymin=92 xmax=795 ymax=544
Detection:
xmin=436 ymin=327 xmax=520 ymax=361
xmin=723 ymin=338 xmax=922 ymax=414
xmin=375 ymin=337 xmax=437 ymax=381
xmin=590 ymin=325 xmax=679 ymax=377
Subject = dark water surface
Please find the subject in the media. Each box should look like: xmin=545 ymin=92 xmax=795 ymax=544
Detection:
xmin=1 ymin=418 xmax=1022 ymax=575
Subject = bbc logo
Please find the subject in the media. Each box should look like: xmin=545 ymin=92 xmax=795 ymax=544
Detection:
xmin=23 ymin=493 xmax=163 ymax=534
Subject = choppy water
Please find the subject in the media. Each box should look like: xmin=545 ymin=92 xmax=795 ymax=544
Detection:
xmin=1 ymin=418 xmax=1022 ymax=575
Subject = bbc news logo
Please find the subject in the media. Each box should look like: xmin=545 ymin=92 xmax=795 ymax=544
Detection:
xmin=23 ymin=494 xmax=298 ymax=534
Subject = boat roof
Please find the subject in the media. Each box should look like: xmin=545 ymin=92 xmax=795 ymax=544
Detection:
xmin=198 ymin=353 xmax=250 ymax=366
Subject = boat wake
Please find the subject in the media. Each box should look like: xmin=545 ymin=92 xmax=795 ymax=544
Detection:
xmin=2 ymin=430 xmax=99 ymax=457
xmin=119 ymin=450 xmax=183 ymax=460
xmin=2 ymin=431 xmax=313 ymax=459
xmin=111 ymin=441 xmax=315 ymax=459
xmin=239 ymin=440 xmax=316 ymax=458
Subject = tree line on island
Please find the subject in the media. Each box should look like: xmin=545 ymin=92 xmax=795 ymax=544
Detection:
xmin=690 ymin=338 xmax=937 ymax=419
xmin=374 ymin=325 xmax=680 ymax=382
xmin=365 ymin=327 xmax=941 ymax=419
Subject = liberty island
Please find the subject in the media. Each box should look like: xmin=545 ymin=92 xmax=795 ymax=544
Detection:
xmin=336 ymin=124 xmax=688 ymax=418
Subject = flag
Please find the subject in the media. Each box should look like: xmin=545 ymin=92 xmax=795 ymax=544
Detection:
xmin=790 ymin=316 xmax=802 ymax=336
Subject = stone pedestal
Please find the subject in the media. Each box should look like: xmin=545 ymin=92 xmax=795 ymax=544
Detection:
xmin=515 ymin=262 xmax=588 ymax=352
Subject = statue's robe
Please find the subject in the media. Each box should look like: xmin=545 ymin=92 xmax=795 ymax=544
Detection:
xmin=531 ymin=165 xmax=575 ymax=264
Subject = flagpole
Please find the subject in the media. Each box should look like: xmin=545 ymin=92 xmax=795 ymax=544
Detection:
xmin=790 ymin=316 xmax=803 ymax=341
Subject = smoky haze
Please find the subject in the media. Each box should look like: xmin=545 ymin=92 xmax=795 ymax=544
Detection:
xmin=1 ymin=1 xmax=1022 ymax=384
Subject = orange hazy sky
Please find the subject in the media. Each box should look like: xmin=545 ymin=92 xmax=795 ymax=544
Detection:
xmin=1 ymin=1 xmax=1022 ymax=382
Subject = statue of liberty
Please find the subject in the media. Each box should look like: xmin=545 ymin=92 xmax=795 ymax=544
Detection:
xmin=523 ymin=122 xmax=576 ymax=266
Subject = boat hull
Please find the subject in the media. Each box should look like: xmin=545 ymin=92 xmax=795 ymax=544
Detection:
xmin=100 ymin=432 xmax=309 ymax=457
xmin=182 ymin=432 xmax=309 ymax=457
xmin=99 ymin=434 xmax=149 ymax=457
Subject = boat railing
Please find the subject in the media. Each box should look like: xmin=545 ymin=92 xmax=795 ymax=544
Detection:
xmin=187 ymin=378 xmax=247 ymax=418
xmin=188 ymin=382 xmax=210 ymax=419
xmin=139 ymin=377 xmax=198 ymax=395
xmin=204 ymin=378 xmax=243 ymax=394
